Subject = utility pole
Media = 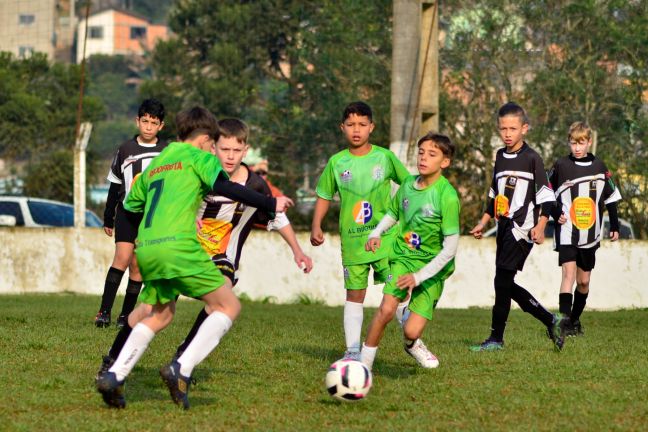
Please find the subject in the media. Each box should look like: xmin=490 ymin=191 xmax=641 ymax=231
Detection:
xmin=74 ymin=122 xmax=92 ymax=228
xmin=390 ymin=0 xmax=439 ymax=171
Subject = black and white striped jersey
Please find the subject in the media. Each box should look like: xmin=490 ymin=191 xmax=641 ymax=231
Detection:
xmin=549 ymin=154 xmax=621 ymax=248
xmin=487 ymin=143 xmax=555 ymax=242
xmin=107 ymin=136 xmax=169 ymax=202
xmin=196 ymin=165 xmax=289 ymax=278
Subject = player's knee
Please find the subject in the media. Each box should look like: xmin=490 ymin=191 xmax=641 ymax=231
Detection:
xmin=346 ymin=289 xmax=366 ymax=303
xmin=377 ymin=303 xmax=397 ymax=322
xmin=403 ymin=326 xmax=422 ymax=341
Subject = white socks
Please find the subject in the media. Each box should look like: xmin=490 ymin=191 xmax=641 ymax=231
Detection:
xmin=344 ymin=301 xmax=364 ymax=353
xmin=109 ymin=323 xmax=155 ymax=381
xmin=360 ymin=343 xmax=377 ymax=370
xmin=177 ymin=311 xmax=233 ymax=377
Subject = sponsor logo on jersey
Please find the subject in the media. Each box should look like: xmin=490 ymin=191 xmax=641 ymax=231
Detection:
xmin=149 ymin=161 xmax=183 ymax=177
xmin=402 ymin=198 xmax=409 ymax=211
xmin=494 ymin=194 xmax=510 ymax=219
xmin=372 ymin=165 xmax=385 ymax=181
xmin=507 ymin=176 xmax=517 ymax=187
xmin=422 ymin=204 xmax=435 ymax=217
xmin=353 ymin=201 xmax=373 ymax=224
xmin=570 ymin=196 xmax=596 ymax=230
xmin=404 ymin=231 xmax=421 ymax=249
xmin=590 ymin=180 xmax=598 ymax=190
xmin=340 ymin=170 xmax=353 ymax=183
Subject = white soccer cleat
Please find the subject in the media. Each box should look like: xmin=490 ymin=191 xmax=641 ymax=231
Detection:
xmin=342 ymin=350 xmax=361 ymax=362
xmin=404 ymin=339 xmax=439 ymax=368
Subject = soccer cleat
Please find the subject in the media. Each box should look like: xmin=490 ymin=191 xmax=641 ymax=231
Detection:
xmin=96 ymin=371 xmax=125 ymax=408
xmin=404 ymin=339 xmax=439 ymax=368
xmin=547 ymin=314 xmax=568 ymax=351
xmin=342 ymin=350 xmax=361 ymax=362
xmin=566 ymin=319 xmax=584 ymax=337
xmin=94 ymin=310 xmax=111 ymax=328
xmin=95 ymin=356 xmax=115 ymax=382
xmin=115 ymin=314 xmax=128 ymax=329
xmin=160 ymin=361 xmax=192 ymax=410
xmin=469 ymin=338 xmax=504 ymax=352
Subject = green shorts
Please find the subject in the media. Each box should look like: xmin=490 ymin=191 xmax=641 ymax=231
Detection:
xmin=343 ymin=257 xmax=390 ymax=290
xmin=139 ymin=265 xmax=226 ymax=305
xmin=383 ymin=259 xmax=445 ymax=320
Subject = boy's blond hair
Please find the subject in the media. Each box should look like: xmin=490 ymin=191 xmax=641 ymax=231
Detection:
xmin=216 ymin=118 xmax=249 ymax=144
xmin=568 ymin=121 xmax=592 ymax=143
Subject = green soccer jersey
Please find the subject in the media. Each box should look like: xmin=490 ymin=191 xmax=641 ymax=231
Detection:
xmin=316 ymin=145 xmax=409 ymax=265
xmin=124 ymin=141 xmax=225 ymax=280
xmin=388 ymin=175 xmax=461 ymax=280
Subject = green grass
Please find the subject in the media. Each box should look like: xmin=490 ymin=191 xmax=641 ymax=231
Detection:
xmin=1 ymin=294 xmax=647 ymax=431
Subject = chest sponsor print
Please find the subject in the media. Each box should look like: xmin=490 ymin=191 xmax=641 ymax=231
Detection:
xmin=570 ymin=197 xmax=596 ymax=230
xmin=353 ymin=201 xmax=373 ymax=224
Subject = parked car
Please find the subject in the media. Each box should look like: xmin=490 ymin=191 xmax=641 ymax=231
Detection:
xmin=0 ymin=196 xmax=102 ymax=228
xmin=483 ymin=216 xmax=635 ymax=239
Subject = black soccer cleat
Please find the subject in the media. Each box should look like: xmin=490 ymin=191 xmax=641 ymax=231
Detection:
xmin=115 ymin=314 xmax=128 ymax=329
xmin=95 ymin=356 xmax=115 ymax=382
xmin=94 ymin=310 xmax=111 ymax=328
xmin=159 ymin=360 xmax=192 ymax=410
xmin=566 ymin=319 xmax=584 ymax=337
xmin=96 ymin=371 xmax=125 ymax=408
xmin=547 ymin=315 xmax=568 ymax=351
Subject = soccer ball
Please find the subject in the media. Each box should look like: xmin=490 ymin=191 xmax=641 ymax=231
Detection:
xmin=325 ymin=359 xmax=372 ymax=401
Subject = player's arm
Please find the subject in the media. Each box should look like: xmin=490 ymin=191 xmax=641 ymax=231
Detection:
xmin=606 ymin=201 xmax=620 ymax=241
xmin=365 ymin=214 xmax=397 ymax=252
xmin=530 ymin=158 xmax=555 ymax=244
xmin=276 ymin=223 xmax=314 ymax=273
xmin=310 ymin=197 xmax=330 ymax=246
xmin=396 ymin=234 xmax=460 ymax=290
xmin=470 ymin=173 xmax=496 ymax=239
xmin=212 ymin=174 xmax=292 ymax=213
xmin=103 ymin=182 xmax=120 ymax=236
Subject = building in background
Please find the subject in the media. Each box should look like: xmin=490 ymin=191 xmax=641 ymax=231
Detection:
xmin=0 ymin=0 xmax=76 ymax=62
xmin=76 ymin=8 xmax=167 ymax=63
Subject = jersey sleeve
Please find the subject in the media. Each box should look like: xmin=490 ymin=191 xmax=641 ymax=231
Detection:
xmin=386 ymin=184 xmax=402 ymax=219
xmin=315 ymin=158 xmax=337 ymax=200
xmin=533 ymin=153 xmax=555 ymax=205
xmin=441 ymin=187 xmax=461 ymax=236
xmin=388 ymin=151 xmax=410 ymax=185
xmin=107 ymin=150 xmax=123 ymax=184
xmin=194 ymin=151 xmax=224 ymax=188
xmin=123 ymin=172 xmax=146 ymax=213
xmin=250 ymin=172 xmax=275 ymax=225
xmin=601 ymin=162 xmax=622 ymax=205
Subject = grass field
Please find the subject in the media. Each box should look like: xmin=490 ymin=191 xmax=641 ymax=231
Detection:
xmin=1 ymin=294 xmax=647 ymax=431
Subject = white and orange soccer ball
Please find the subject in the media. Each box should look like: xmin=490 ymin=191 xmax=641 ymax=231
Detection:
xmin=325 ymin=359 xmax=372 ymax=401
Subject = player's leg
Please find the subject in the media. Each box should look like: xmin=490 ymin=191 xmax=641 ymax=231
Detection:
xmin=361 ymin=293 xmax=400 ymax=369
xmin=570 ymin=249 xmax=594 ymax=335
xmin=160 ymin=267 xmax=234 ymax=409
xmin=557 ymin=247 xmax=577 ymax=328
xmin=116 ymin=253 xmax=143 ymax=328
xmin=95 ymin=242 xmax=132 ymax=327
xmin=342 ymin=264 xmax=370 ymax=360
xmin=173 ymin=258 xmax=236 ymax=359
xmin=402 ymin=278 xmax=442 ymax=368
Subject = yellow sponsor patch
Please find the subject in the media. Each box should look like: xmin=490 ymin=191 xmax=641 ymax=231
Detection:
xmin=570 ymin=197 xmax=596 ymax=230
xmin=494 ymin=195 xmax=509 ymax=219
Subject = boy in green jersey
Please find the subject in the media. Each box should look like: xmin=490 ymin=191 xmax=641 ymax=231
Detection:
xmin=310 ymin=101 xmax=410 ymax=360
xmin=96 ymin=107 xmax=292 ymax=409
xmin=360 ymin=133 xmax=461 ymax=370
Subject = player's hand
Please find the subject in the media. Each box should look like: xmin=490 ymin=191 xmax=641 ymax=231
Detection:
xmin=294 ymin=252 xmax=313 ymax=273
xmin=103 ymin=226 xmax=113 ymax=237
xmin=365 ymin=237 xmax=381 ymax=252
xmin=275 ymin=196 xmax=294 ymax=213
xmin=530 ymin=226 xmax=545 ymax=244
xmin=557 ymin=212 xmax=567 ymax=225
xmin=469 ymin=222 xmax=484 ymax=239
xmin=396 ymin=274 xmax=417 ymax=290
xmin=610 ymin=231 xmax=619 ymax=241
xmin=310 ymin=227 xmax=324 ymax=246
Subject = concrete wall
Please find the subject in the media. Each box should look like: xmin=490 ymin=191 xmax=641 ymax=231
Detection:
xmin=1 ymin=227 xmax=647 ymax=310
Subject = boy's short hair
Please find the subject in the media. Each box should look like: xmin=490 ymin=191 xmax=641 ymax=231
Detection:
xmin=138 ymin=98 xmax=165 ymax=121
xmin=497 ymin=102 xmax=529 ymax=125
xmin=175 ymin=106 xmax=218 ymax=141
xmin=216 ymin=118 xmax=249 ymax=144
xmin=568 ymin=121 xmax=591 ymax=143
xmin=417 ymin=132 xmax=455 ymax=159
xmin=342 ymin=101 xmax=373 ymax=123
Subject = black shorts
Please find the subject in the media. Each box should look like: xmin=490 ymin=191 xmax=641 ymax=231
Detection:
xmin=558 ymin=245 xmax=597 ymax=271
xmin=211 ymin=255 xmax=238 ymax=286
xmin=114 ymin=204 xmax=139 ymax=244
xmin=495 ymin=221 xmax=532 ymax=272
